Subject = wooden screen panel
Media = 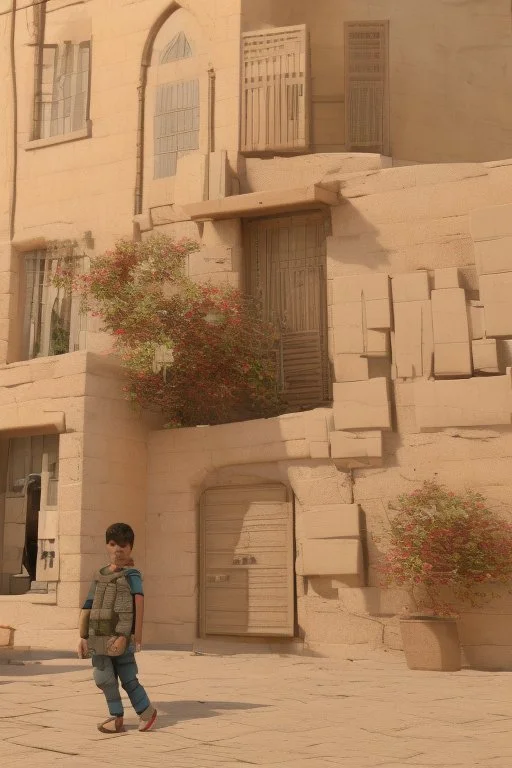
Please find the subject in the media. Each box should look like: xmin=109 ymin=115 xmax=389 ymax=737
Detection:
xmin=345 ymin=21 xmax=389 ymax=153
xmin=246 ymin=212 xmax=331 ymax=409
xmin=241 ymin=25 xmax=309 ymax=152
xmin=200 ymin=485 xmax=294 ymax=638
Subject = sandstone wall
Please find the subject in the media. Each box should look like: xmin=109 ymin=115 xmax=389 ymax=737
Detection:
xmin=241 ymin=0 xmax=512 ymax=163
xmin=0 ymin=352 xmax=157 ymax=649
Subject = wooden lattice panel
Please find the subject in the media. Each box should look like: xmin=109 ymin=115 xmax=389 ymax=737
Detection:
xmin=241 ymin=25 xmax=309 ymax=152
xmin=345 ymin=21 xmax=389 ymax=153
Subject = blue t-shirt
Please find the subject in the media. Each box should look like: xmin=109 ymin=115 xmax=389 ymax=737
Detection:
xmin=82 ymin=566 xmax=143 ymax=634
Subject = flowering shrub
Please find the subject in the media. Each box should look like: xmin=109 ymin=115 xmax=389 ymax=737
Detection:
xmin=377 ymin=481 xmax=512 ymax=616
xmin=53 ymin=234 xmax=281 ymax=427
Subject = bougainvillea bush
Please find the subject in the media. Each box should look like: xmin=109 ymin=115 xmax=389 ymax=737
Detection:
xmin=377 ymin=481 xmax=512 ymax=616
xmin=53 ymin=234 xmax=281 ymax=427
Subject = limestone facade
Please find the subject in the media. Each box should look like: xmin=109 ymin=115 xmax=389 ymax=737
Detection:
xmin=2 ymin=0 xmax=512 ymax=667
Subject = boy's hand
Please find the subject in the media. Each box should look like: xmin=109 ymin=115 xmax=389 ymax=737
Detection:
xmin=78 ymin=639 xmax=88 ymax=659
xmin=135 ymin=638 xmax=142 ymax=653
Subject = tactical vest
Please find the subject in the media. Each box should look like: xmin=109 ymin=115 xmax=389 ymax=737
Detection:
xmin=87 ymin=569 xmax=134 ymax=656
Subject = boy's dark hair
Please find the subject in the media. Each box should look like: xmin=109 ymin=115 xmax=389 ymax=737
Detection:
xmin=105 ymin=523 xmax=134 ymax=547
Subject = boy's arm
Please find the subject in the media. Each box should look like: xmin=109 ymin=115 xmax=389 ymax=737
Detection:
xmin=134 ymin=594 xmax=144 ymax=651
xmin=77 ymin=580 xmax=95 ymax=658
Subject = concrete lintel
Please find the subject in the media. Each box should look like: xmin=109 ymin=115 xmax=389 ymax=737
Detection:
xmin=0 ymin=408 xmax=65 ymax=437
xmin=182 ymin=184 xmax=340 ymax=221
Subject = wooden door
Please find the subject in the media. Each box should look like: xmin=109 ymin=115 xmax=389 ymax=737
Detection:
xmin=200 ymin=484 xmax=294 ymax=637
xmin=36 ymin=435 xmax=60 ymax=582
xmin=246 ymin=212 xmax=331 ymax=409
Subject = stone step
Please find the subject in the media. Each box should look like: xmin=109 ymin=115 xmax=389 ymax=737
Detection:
xmin=193 ymin=637 xmax=305 ymax=657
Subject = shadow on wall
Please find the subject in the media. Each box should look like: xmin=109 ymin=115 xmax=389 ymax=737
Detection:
xmin=329 ymin=196 xmax=391 ymax=274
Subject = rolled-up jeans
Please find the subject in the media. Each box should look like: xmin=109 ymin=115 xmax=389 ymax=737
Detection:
xmin=92 ymin=645 xmax=150 ymax=717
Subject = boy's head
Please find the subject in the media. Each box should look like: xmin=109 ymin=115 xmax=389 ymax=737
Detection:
xmin=105 ymin=523 xmax=134 ymax=567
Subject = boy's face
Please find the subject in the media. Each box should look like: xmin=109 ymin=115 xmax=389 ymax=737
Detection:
xmin=106 ymin=539 xmax=133 ymax=567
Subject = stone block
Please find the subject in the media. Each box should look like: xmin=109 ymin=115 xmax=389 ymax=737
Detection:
xmin=174 ymin=153 xmax=206 ymax=207
xmin=298 ymin=539 xmax=363 ymax=578
xmin=309 ymin=442 xmax=330 ymax=458
xmin=431 ymin=288 xmax=470 ymax=345
xmin=333 ymin=353 xmax=369 ymax=382
xmin=472 ymin=339 xmax=499 ymax=373
xmin=480 ymin=272 xmax=512 ymax=336
xmin=393 ymin=301 xmax=422 ymax=378
xmin=365 ymin=298 xmax=391 ymax=330
xmin=333 ymin=378 xmax=391 ymax=431
xmin=304 ymin=409 xmax=330 ymax=443
xmin=468 ymin=301 xmax=485 ymax=340
xmin=300 ymin=504 xmax=360 ymax=539
xmin=414 ymin=376 xmax=512 ymax=430
xmin=333 ymin=273 xmax=389 ymax=304
xmin=391 ymin=272 xmax=430 ymax=303
xmin=211 ymin=440 xmax=309 ymax=468
xmin=434 ymin=342 xmax=472 ymax=377
xmin=365 ymin=329 xmax=389 ymax=358
xmin=208 ymin=150 xmax=229 ymax=199
xmin=287 ymin=464 xmax=352 ymax=506
xmin=475 ymin=236 xmax=512 ymax=275
xmin=332 ymin=303 xmax=363 ymax=354
xmin=434 ymin=267 xmax=460 ymax=289
xmin=329 ymin=430 xmax=382 ymax=459
xmin=470 ymin=203 xmax=512 ymax=242
xmin=276 ymin=412 xmax=306 ymax=441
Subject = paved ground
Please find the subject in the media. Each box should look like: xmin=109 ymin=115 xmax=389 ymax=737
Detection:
xmin=0 ymin=647 xmax=511 ymax=768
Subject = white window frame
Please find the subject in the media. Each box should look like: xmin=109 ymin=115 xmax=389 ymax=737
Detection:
xmin=36 ymin=40 xmax=91 ymax=140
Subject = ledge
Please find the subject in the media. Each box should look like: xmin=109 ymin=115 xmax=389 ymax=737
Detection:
xmin=25 ymin=122 xmax=91 ymax=151
xmin=0 ymin=405 xmax=65 ymax=437
xmin=181 ymin=183 xmax=340 ymax=221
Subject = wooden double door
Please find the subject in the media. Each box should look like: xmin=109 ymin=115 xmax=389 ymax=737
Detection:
xmin=200 ymin=484 xmax=294 ymax=638
xmin=245 ymin=211 xmax=331 ymax=410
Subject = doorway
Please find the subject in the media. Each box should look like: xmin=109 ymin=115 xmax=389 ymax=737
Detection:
xmin=245 ymin=210 xmax=331 ymax=410
xmin=1 ymin=434 xmax=60 ymax=594
xmin=200 ymin=484 xmax=294 ymax=638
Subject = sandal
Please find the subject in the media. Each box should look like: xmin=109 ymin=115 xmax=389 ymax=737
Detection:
xmin=97 ymin=716 xmax=125 ymax=734
xmin=138 ymin=706 xmax=157 ymax=732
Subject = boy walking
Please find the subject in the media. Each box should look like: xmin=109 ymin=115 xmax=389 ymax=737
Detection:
xmin=78 ymin=523 xmax=157 ymax=733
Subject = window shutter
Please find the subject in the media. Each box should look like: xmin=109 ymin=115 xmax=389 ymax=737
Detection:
xmin=72 ymin=42 xmax=90 ymax=132
xmin=241 ymin=25 xmax=309 ymax=153
xmin=280 ymin=331 xmax=327 ymax=409
xmin=154 ymin=79 xmax=200 ymax=179
xmin=345 ymin=21 xmax=388 ymax=153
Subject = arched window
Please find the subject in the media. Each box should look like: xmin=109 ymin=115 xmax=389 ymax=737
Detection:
xmin=160 ymin=31 xmax=192 ymax=64
xmin=150 ymin=10 xmax=201 ymax=181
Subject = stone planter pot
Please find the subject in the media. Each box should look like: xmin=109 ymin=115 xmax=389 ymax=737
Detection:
xmin=400 ymin=616 xmax=461 ymax=671
xmin=0 ymin=626 xmax=14 ymax=647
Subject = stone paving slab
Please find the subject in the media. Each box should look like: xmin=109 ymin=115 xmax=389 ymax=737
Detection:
xmin=0 ymin=648 xmax=511 ymax=767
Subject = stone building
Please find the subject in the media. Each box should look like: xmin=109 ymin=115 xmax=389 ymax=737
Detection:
xmin=1 ymin=0 xmax=512 ymax=668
